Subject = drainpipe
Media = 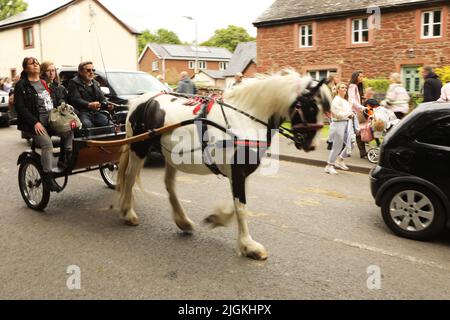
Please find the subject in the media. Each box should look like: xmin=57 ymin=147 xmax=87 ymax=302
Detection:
xmin=162 ymin=58 xmax=166 ymax=79
xmin=38 ymin=20 xmax=44 ymax=61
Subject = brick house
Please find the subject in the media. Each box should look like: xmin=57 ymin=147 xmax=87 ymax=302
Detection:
xmin=254 ymin=0 xmax=450 ymax=93
xmin=138 ymin=43 xmax=232 ymax=85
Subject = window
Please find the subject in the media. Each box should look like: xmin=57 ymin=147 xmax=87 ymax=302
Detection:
xmin=152 ymin=60 xmax=159 ymax=71
xmin=299 ymin=24 xmax=313 ymax=48
xmin=352 ymin=18 xmax=369 ymax=44
xmin=23 ymin=26 xmax=34 ymax=48
xmin=422 ymin=10 xmax=442 ymax=38
xmin=417 ymin=117 xmax=450 ymax=147
xmin=219 ymin=62 xmax=229 ymax=71
xmin=307 ymin=69 xmax=337 ymax=81
xmin=198 ymin=61 xmax=207 ymax=70
xmin=188 ymin=61 xmax=195 ymax=70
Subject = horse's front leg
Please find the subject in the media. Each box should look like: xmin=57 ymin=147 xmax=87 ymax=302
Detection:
xmin=231 ymin=169 xmax=268 ymax=260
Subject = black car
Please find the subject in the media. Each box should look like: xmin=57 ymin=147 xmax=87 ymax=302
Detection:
xmin=370 ymin=102 xmax=450 ymax=240
xmin=0 ymin=90 xmax=10 ymax=127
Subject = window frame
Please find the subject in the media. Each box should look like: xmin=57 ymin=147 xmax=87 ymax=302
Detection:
xmin=198 ymin=61 xmax=207 ymax=70
xmin=415 ymin=7 xmax=448 ymax=43
xmin=188 ymin=61 xmax=195 ymax=70
xmin=219 ymin=62 xmax=228 ymax=71
xmin=22 ymin=26 xmax=34 ymax=49
xmin=352 ymin=18 xmax=369 ymax=44
xmin=294 ymin=22 xmax=317 ymax=51
xmin=151 ymin=60 xmax=159 ymax=72
xmin=421 ymin=9 xmax=442 ymax=39
xmin=307 ymin=69 xmax=338 ymax=81
xmin=300 ymin=24 xmax=313 ymax=48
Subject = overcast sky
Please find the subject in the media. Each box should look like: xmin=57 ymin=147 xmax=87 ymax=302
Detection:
xmin=26 ymin=0 xmax=276 ymax=43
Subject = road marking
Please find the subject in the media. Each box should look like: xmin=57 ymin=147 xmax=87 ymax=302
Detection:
xmin=79 ymin=174 xmax=192 ymax=204
xmin=334 ymin=238 xmax=450 ymax=271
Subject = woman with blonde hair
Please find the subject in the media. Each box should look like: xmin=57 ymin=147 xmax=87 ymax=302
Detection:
xmin=325 ymin=82 xmax=355 ymax=175
xmin=40 ymin=61 xmax=67 ymax=107
xmin=381 ymin=72 xmax=410 ymax=119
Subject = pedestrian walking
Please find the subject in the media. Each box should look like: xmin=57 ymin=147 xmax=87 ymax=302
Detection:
xmin=422 ymin=66 xmax=442 ymax=102
xmin=325 ymin=83 xmax=355 ymax=175
xmin=381 ymin=72 xmax=410 ymax=119
xmin=347 ymin=71 xmax=367 ymax=158
xmin=176 ymin=71 xmax=197 ymax=94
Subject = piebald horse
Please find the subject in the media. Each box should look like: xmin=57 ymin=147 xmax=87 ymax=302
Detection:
xmin=117 ymin=71 xmax=332 ymax=260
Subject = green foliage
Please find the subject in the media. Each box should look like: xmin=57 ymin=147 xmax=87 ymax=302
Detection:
xmin=138 ymin=28 xmax=182 ymax=55
xmin=435 ymin=66 xmax=450 ymax=84
xmin=0 ymin=0 xmax=28 ymax=21
xmin=363 ymin=78 xmax=390 ymax=94
xmin=201 ymin=25 xmax=255 ymax=52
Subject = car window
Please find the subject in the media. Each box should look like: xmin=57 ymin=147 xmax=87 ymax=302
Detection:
xmin=416 ymin=117 xmax=450 ymax=147
xmin=106 ymin=72 xmax=166 ymax=96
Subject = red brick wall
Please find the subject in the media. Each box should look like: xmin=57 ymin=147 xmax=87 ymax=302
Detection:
xmin=139 ymin=49 xmax=226 ymax=85
xmin=257 ymin=4 xmax=450 ymax=82
xmin=243 ymin=62 xmax=258 ymax=77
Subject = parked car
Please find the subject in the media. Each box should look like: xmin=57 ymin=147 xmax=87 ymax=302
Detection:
xmin=0 ymin=90 xmax=10 ymax=127
xmin=370 ymin=102 xmax=450 ymax=240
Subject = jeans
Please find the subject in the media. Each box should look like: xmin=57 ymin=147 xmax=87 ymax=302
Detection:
xmin=33 ymin=131 xmax=74 ymax=172
xmin=79 ymin=111 xmax=111 ymax=129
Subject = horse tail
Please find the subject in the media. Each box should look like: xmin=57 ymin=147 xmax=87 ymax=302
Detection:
xmin=117 ymin=143 xmax=130 ymax=193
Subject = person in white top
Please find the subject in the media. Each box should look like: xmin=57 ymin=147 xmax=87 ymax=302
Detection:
xmin=325 ymin=83 xmax=355 ymax=175
xmin=438 ymin=82 xmax=450 ymax=102
xmin=381 ymin=72 xmax=410 ymax=119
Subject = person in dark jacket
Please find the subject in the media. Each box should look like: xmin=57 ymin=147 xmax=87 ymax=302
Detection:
xmin=14 ymin=57 xmax=73 ymax=192
xmin=176 ymin=71 xmax=197 ymax=94
xmin=422 ymin=66 xmax=442 ymax=102
xmin=67 ymin=61 xmax=112 ymax=129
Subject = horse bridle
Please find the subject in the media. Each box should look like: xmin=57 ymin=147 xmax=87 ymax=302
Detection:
xmin=285 ymin=79 xmax=326 ymax=148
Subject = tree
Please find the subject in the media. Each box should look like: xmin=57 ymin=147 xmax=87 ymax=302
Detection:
xmin=138 ymin=28 xmax=182 ymax=55
xmin=201 ymin=25 xmax=255 ymax=53
xmin=0 ymin=0 xmax=28 ymax=21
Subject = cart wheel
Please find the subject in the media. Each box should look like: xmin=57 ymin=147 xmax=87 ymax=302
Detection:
xmin=367 ymin=148 xmax=379 ymax=164
xmin=18 ymin=158 xmax=50 ymax=211
xmin=100 ymin=163 xmax=118 ymax=189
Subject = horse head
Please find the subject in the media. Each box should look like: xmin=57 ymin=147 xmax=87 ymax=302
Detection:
xmin=288 ymin=78 xmax=332 ymax=152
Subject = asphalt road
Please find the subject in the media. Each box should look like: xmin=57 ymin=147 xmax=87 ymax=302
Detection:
xmin=1 ymin=125 xmax=450 ymax=300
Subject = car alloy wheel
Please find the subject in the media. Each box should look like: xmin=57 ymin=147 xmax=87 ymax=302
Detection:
xmin=389 ymin=190 xmax=434 ymax=232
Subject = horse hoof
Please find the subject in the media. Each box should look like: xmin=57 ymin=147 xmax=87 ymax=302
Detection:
xmin=246 ymin=250 xmax=268 ymax=261
xmin=175 ymin=219 xmax=194 ymax=232
xmin=124 ymin=218 xmax=140 ymax=227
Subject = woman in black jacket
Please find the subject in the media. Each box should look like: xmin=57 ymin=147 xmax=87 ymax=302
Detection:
xmin=14 ymin=57 xmax=73 ymax=192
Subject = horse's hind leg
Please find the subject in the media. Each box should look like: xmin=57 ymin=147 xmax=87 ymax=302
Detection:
xmin=165 ymin=163 xmax=195 ymax=232
xmin=120 ymin=151 xmax=144 ymax=226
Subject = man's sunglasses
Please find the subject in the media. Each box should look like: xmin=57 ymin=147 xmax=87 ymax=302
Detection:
xmin=84 ymin=68 xmax=96 ymax=73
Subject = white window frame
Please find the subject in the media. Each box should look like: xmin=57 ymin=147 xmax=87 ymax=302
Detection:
xmin=352 ymin=18 xmax=369 ymax=44
xmin=152 ymin=60 xmax=159 ymax=71
xmin=198 ymin=61 xmax=207 ymax=70
xmin=421 ymin=10 xmax=442 ymax=39
xmin=307 ymin=69 xmax=337 ymax=81
xmin=219 ymin=62 xmax=228 ymax=71
xmin=188 ymin=61 xmax=195 ymax=70
xmin=299 ymin=24 xmax=313 ymax=48
xmin=23 ymin=26 xmax=34 ymax=48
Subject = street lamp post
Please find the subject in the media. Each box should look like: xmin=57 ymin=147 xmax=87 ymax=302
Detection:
xmin=183 ymin=16 xmax=198 ymax=74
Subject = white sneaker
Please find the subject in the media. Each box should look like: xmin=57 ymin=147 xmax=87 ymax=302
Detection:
xmin=335 ymin=158 xmax=349 ymax=171
xmin=325 ymin=165 xmax=338 ymax=175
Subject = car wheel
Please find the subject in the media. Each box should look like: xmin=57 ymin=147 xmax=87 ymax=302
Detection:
xmin=381 ymin=184 xmax=447 ymax=240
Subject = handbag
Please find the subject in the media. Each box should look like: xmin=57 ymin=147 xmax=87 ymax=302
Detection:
xmin=360 ymin=121 xmax=374 ymax=142
xmin=49 ymin=102 xmax=82 ymax=134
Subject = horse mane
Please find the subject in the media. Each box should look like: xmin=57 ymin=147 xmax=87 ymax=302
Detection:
xmin=223 ymin=69 xmax=312 ymax=120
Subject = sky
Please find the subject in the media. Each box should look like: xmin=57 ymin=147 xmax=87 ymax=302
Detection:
xmin=25 ymin=0 xmax=276 ymax=42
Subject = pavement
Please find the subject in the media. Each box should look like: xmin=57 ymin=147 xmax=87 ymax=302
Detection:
xmin=271 ymin=133 xmax=375 ymax=174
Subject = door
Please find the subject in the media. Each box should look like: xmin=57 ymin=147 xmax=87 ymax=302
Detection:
xmin=402 ymin=66 xmax=421 ymax=93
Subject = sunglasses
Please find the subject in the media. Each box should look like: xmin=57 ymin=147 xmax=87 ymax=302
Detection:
xmin=84 ymin=68 xmax=96 ymax=73
xmin=27 ymin=61 xmax=40 ymax=66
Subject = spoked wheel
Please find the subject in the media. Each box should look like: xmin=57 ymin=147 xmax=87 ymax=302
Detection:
xmin=100 ymin=163 xmax=118 ymax=189
xmin=367 ymin=148 xmax=379 ymax=164
xmin=18 ymin=158 xmax=50 ymax=211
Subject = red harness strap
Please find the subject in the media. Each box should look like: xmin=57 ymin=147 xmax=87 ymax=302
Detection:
xmin=193 ymin=98 xmax=216 ymax=115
